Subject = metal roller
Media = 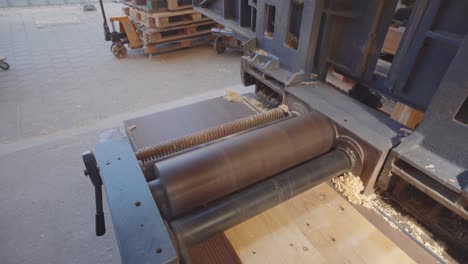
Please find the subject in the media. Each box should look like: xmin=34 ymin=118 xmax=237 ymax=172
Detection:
xmin=150 ymin=112 xmax=336 ymax=219
xmin=171 ymin=148 xmax=353 ymax=247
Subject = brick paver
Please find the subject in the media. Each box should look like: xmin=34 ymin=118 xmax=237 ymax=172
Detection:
xmin=0 ymin=3 xmax=241 ymax=264
xmin=0 ymin=3 xmax=241 ymax=143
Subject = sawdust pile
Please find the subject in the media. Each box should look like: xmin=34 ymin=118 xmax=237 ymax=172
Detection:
xmin=224 ymin=89 xmax=244 ymax=102
xmin=404 ymin=218 xmax=447 ymax=258
xmin=278 ymin=104 xmax=289 ymax=113
xmin=332 ymin=173 xmax=447 ymax=261
xmin=223 ymin=89 xmax=265 ymax=111
xmin=372 ymin=198 xmax=447 ymax=260
xmin=332 ymin=173 xmax=375 ymax=209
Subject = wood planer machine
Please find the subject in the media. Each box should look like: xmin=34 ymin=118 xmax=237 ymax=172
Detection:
xmin=83 ymin=0 xmax=468 ymax=263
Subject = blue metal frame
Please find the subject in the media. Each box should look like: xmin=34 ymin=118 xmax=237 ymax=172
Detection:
xmin=382 ymin=0 xmax=468 ymax=111
xmin=195 ymin=0 xmax=468 ymax=112
xmin=95 ymin=138 xmax=178 ymax=264
xmin=383 ymin=36 xmax=468 ymax=220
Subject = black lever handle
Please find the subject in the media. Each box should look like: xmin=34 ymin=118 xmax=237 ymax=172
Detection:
xmin=83 ymin=151 xmax=106 ymax=236
xmin=98 ymin=0 xmax=111 ymax=41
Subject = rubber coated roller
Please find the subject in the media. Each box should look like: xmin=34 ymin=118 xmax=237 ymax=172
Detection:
xmin=150 ymin=111 xmax=335 ymax=219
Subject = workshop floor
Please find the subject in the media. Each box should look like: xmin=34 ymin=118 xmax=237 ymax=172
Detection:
xmin=0 ymin=3 xmax=243 ymax=264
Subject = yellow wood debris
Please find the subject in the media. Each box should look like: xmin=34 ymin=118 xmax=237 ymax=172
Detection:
xmin=332 ymin=173 xmax=447 ymax=261
xmin=224 ymin=89 xmax=244 ymax=102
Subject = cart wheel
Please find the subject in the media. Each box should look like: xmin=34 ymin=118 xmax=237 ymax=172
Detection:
xmin=214 ymin=37 xmax=226 ymax=54
xmin=111 ymin=43 xmax=127 ymax=58
xmin=0 ymin=61 xmax=9 ymax=70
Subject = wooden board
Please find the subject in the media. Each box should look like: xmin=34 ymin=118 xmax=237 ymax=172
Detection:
xmin=390 ymin=102 xmax=424 ymax=129
xmin=167 ymin=0 xmax=192 ymax=11
xmin=382 ymin=27 xmax=404 ymax=55
xmin=128 ymin=6 xmax=210 ymax=28
xmin=149 ymin=9 xmax=208 ymax=28
xmin=143 ymin=35 xmax=211 ymax=55
xmin=225 ymin=183 xmax=415 ymax=264
xmin=124 ymin=0 xmax=192 ymax=12
xmin=142 ymin=21 xmax=216 ymax=45
xmin=326 ymin=67 xmax=355 ymax=92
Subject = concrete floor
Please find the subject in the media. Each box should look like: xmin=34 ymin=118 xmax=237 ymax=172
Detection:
xmin=0 ymin=4 xmax=245 ymax=264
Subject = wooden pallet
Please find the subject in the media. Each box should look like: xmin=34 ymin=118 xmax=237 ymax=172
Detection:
xmin=142 ymin=21 xmax=217 ymax=45
xmin=148 ymin=0 xmax=192 ymax=11
xmin=129 ymin=7 xmax=209 ymax=28
xmin=124 ymin=0 xmax=192 ymax=12
xmin=143 ymin=35 xmax=212 ymax=54
xmin=128 ymin=6 xmax=148 ymax=25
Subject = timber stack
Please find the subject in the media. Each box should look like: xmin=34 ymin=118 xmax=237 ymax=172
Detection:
xmin=122 ymin=0 xmax=218 ymax=54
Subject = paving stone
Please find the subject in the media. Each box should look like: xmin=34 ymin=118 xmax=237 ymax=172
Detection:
xmin=0 ymin=3 xmax=241 ymax=145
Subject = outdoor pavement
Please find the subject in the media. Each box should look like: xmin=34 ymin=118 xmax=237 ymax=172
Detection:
xmin=0 ymin=3 xmax=244 ymax=264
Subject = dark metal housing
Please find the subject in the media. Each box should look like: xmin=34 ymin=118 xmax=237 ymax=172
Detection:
xmin=82 ymin=0 xmax=468 ymax=262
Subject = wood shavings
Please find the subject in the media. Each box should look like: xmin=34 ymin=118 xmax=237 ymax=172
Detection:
xmin=224 ymin=89 xmax=244 ymax=102
xmin=425 ymin=164 xmax=435 ymax=169
xmin=332 ymin=173 xmax=375 ymax=209
xmin=332 ymin=173 xmax=447 ymax=261
xmin=127 ymin=125 xmax=136 ymax=132
xmin=404 ymin=219 xmax=447 ymax=258
xmin=375 ymin=199 xmax=447 ymax=260
xmin=278 ymin=104 xmax=289 ymax=114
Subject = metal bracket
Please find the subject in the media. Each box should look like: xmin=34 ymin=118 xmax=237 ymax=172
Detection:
xmin=95 ymin=138 xmax=178 ymax=264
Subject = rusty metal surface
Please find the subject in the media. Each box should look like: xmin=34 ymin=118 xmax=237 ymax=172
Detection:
xmin=124 ymin=97 xmax=257 ymax=151
xmin=189 ymin=233 xmax=241 ymax=264
xmin=136 ymin=108 xmax=287 ymax=164
xmin=153 ymin=112 xmax=336 ymax=218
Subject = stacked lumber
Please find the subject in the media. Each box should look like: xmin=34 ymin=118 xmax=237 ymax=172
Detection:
xmin=122 ymin=0 xmax=218 ymax=54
